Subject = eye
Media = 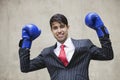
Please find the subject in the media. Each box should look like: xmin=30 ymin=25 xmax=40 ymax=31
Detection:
xmin=52 ymin=26 xmax=58 ymax=30
xmin=60 ymin=24 xmax=65 ymax=28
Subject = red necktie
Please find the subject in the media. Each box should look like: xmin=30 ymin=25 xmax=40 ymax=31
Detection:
xmin=58 ymin=44 xmax=68 ymax=66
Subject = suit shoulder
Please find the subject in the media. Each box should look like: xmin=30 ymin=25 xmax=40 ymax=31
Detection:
xmin=72 ymin=38 xmax=92 ymax=43
xmin=40 ymin=45 xmax=55 ymax=55
xmin=72 ymin=38 xmax=93 ymax=47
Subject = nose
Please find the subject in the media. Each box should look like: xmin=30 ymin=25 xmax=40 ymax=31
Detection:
xmin=57 ymin=27 xmax=62 ymax=33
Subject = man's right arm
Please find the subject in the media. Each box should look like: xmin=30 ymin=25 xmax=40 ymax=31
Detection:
xmin=18 ymin=24 xmax=45 ymax=73
xmin=19 ymin=47 xmax=46 ymax=73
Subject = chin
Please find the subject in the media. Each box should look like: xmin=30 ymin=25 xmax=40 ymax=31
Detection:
xmin=58 ymin=39 xmax=66 ymax=43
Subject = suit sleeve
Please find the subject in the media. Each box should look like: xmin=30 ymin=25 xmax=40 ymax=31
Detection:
xmin=19 ymin=48 xmax=46 ymax=73
xmin=89 ymin=35 xmax=114 ymax=60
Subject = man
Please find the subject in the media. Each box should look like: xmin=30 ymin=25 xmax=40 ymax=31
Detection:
xmin=19 ymin=12 xmax=114 ymax=80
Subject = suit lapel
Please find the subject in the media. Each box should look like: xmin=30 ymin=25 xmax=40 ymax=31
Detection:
xmin=71 ymin=38 xmax=80 ymax=55
xmin=49 ymin=44 xmax=65 ymax=66
xmin=67 ymin=39 xmax=81 ymax=67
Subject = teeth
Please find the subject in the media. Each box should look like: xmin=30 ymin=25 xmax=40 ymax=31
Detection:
xmin=58 ymin=34 xmax=63 ymax=37
xmin=57 ymin=33 xmax=64 ymax=38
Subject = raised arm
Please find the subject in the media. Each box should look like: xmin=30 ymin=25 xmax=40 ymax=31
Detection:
xmin=18 ymin=24 xmax=46 ymax=73
xmin=85 ymin=12 xmax=114 ymax=60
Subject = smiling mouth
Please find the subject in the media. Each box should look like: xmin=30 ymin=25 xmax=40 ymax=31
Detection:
xmin=57 ymin=33 xmax=64 ymax=38
xmin=58 ymin=35 xmax=64 ymax=38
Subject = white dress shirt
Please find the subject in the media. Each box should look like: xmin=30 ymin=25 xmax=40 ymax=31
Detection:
xmin=54 ymin=38 xmax=75 ymax=62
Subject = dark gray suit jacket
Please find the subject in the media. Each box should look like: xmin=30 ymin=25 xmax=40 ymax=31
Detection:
xmin=19 ymin=36 xmax=113 ymax=80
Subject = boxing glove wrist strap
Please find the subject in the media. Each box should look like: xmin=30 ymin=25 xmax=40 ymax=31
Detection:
xmin=96 ymin=26 xmax=109 ymax=38
xmin=19 ymin=39 xmax=32 ymax=49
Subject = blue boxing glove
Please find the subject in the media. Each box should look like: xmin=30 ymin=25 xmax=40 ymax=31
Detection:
xmin=21 ymin=24 xmax=41 ymax=49
xmin=85 ymin=12 xmax=109 ymax=37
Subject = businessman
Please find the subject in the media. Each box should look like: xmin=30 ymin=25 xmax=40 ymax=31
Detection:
xmin=19 ymin=12 xmax=114 ymax=80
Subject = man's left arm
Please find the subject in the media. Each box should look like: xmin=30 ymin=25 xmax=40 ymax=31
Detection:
xmin=88 ymin=35 xmax=114 ymax=60
xmin=85 ymin=12 xmax=114 ymax=60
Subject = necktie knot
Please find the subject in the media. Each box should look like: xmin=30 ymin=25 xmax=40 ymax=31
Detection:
xmin=60 ymin=44 xmax=65 ymax=49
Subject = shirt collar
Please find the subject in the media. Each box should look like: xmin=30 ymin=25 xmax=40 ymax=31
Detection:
xmin=56 ymin=37 xmax=73 ymax=48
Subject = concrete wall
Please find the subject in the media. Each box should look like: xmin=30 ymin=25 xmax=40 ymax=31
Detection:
xmin=0 ymin=0 xmax=120 ymax=80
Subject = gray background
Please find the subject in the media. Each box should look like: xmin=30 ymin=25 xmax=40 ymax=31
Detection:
xmin=0 ymin=0 xmax=120 ymax=80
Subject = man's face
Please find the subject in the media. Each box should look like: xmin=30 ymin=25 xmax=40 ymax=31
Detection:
xmin=51 ymin=21 xmax=69 ymax=44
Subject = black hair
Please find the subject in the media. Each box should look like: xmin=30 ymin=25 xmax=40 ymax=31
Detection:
xmin=49 ymin=14 xmax=68 ymax=28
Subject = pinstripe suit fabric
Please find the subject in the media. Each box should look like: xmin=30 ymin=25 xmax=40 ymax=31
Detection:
xmin=19 ymin=37 xmax=113 ymax=80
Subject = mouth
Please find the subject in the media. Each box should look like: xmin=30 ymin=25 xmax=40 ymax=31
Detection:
xmin=57 ymin=33 xmax=64 ymax=38
xmin=58 ymin=34 xmax=64 ymax=38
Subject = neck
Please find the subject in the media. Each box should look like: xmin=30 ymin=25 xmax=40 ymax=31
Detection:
xmin=59 ymin=37 xmax=71 ymax=45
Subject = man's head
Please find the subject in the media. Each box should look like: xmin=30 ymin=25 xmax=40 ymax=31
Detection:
xmin=50 ymin=14 xmax=69 ymax=44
